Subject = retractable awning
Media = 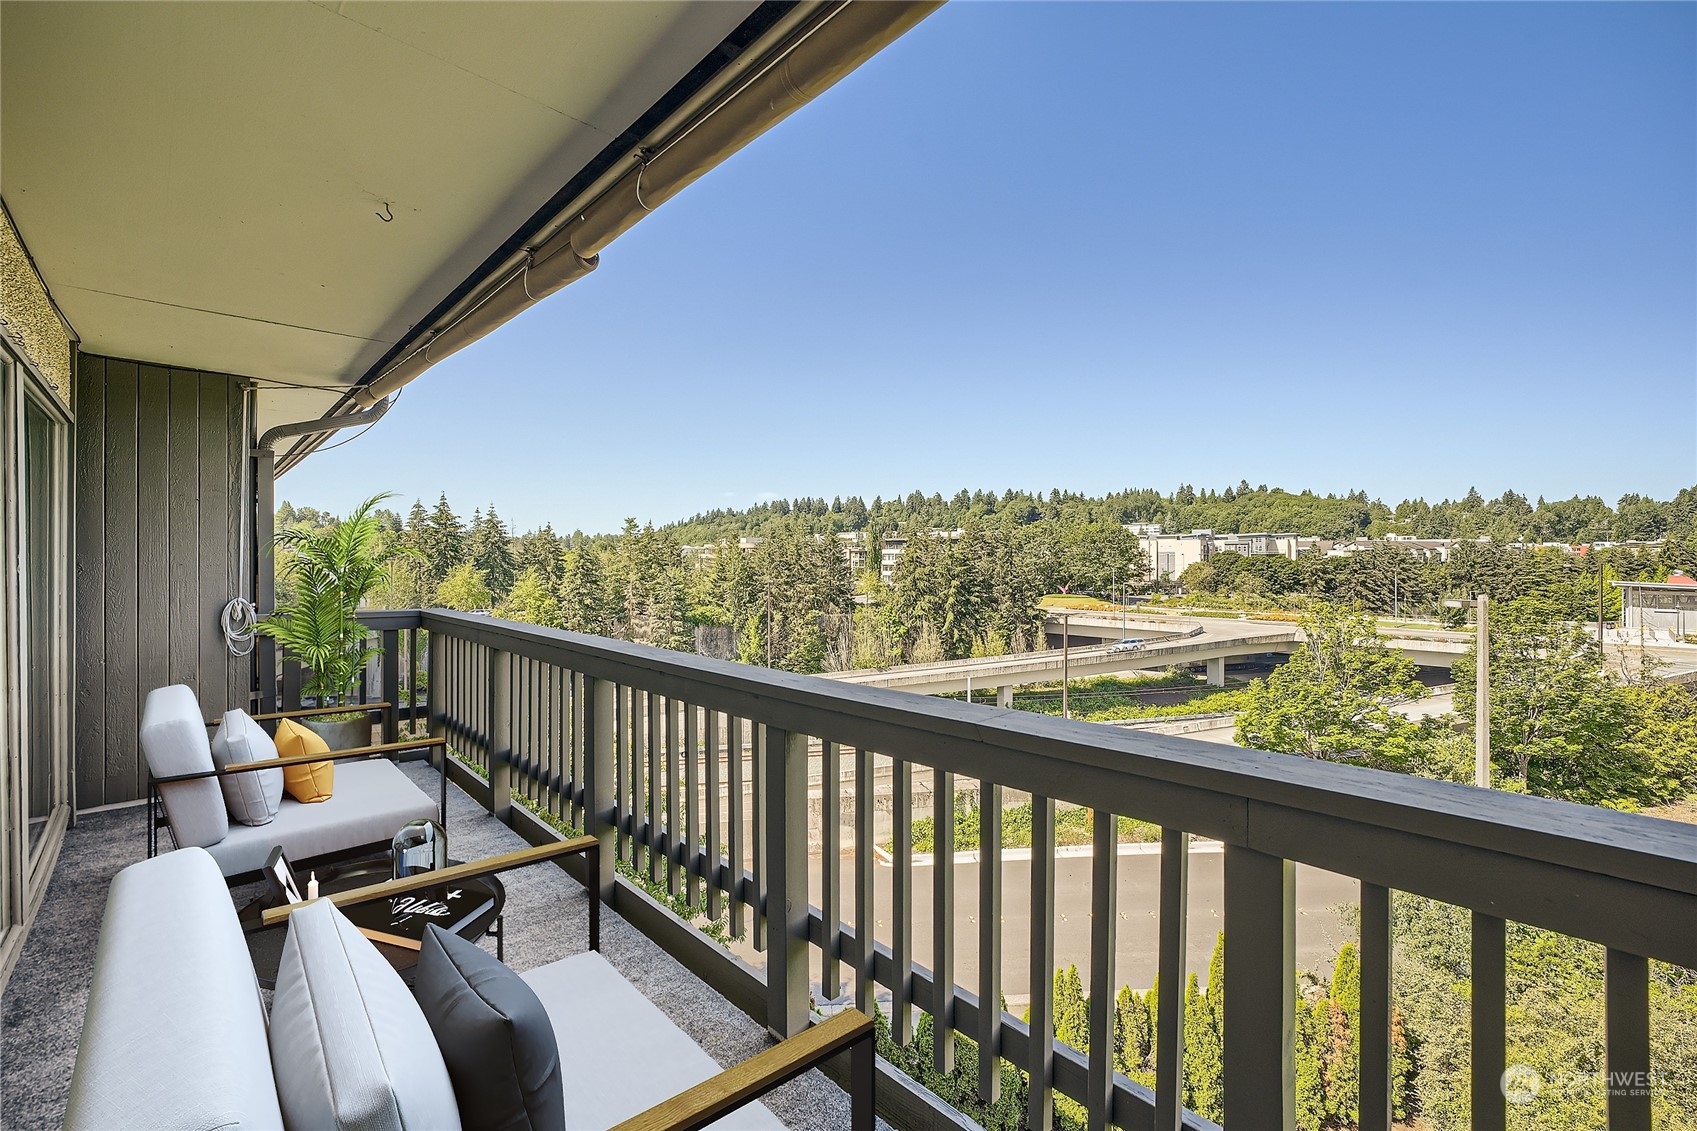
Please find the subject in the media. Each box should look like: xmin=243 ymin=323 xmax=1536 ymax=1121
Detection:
xmin=0 ymin=0 xmax=939 ymax=469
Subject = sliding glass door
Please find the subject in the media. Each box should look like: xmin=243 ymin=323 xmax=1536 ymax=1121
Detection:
xmin=23 ymin=394 xmax=60 ymax=857
xmin=0 ymin=341 xmax=70 ymax=972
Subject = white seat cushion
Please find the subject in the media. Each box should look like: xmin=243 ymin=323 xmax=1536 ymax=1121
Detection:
xmin=521 ymin=952 xmax=785 ymax=1131
xmin=66 ymin=849 xmax=283 ymax=1131
xmin=203 ymin=758 xmax=437 ymax=876
xmin=139 ymin=684 xmax=228 ymax=849
xmin=270 ymin=899 xmax=460 ymax=1131
xmin=210 ymin=708 xmax=284 ymax=826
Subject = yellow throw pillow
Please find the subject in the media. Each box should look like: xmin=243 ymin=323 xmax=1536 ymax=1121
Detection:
xmin=274 ymin=718 xmax=335 ymax=803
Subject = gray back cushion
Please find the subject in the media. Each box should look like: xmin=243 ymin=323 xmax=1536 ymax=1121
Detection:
xmin=210 ymin=708 xmax=283 ymax=826
xmin=416 ymin=925 xmax=565 ymax=1131
xmin=270 ymin=899 xmax=461 ymax=1131
xmin=139 ymin=684 xmax=227 ymax=849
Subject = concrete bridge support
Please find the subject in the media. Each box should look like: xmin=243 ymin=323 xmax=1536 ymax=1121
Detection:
xmin=996 ymin=685 xmax=1012 ymax=708
xmin=1206 ymin=657 xmax=1226 ymax=687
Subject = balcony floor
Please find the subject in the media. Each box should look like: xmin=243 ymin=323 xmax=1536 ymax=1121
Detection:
xmin=1 ymin=762 xmax=871 ymax=1130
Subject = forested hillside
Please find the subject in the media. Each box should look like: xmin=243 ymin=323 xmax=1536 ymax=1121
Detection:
xmin=666 ymin=482 xmax=1697 ymax=545
xmin=275 ymin=481 xmax=1697 ymax=672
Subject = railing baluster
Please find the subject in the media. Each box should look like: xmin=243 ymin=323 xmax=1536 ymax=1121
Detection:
xmin=1472 ymin=912 xmax=1506 ymax=1131
xmin=764 ymin=728 xmax=809 ymax=1040
xmin=648 ymin=692 xmax=663 ymax=884
xmin=706 ymin=710 xmax=722 ymax=922
xmin=728 ymin=715 xmax=745 ymax=939
xmin=428 ymin=627 xmax=445 ymax=824
xmin=1027 ymin=794 xmax=1056 ymax=1131
xmin=407 ymin=627 xmax=419 ymax=734
xmin=571 ymin=671 xmax=586 ymax=830
xmin=629 ymin=688 xmax=645 ymax=867
xmin=753 ymin=723 xmax=767 ymax=951
xmin=822 ymin=740 xmax=841 ymax=1001
xmin=1087 ymin=808 xmax=1117 ymax=1131
xmin=978 ymin=780 xmax=1003 ymax=1104
xmin=666 ymin=697 xmax=681 ymax=896
xmin=892 ymin=756 xmax=913 ymax=1044
xmin=1155 ymin=828 xmax=1189 ymax=1131
xmin=855 ymin=746 xmax=876 ymax=1017
xmin=617 ymin=682 xmax=631 ymax=859
xmin=1222 ymin=844 xmax=1296 ymax=1130
xmin=1360 ymin=882 xmax=1393 ymax=1131
xmin=584 ymin=675 xmax=616 ymax=947
xmin=488 ymin=647 xmax=511 ymax=823
xmin=933 ymin=768 xmax=955 ymax=1074
xmin=1605 ymin=948 xmax=1651 ymax=1130
xmin=686 ymin=703 xmax=701 ymax=908
xmin=380 ymin=629 xmax=399 ymax=744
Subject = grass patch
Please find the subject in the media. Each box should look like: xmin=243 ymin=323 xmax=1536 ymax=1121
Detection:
xmin=893 ymin=796 xmax=1160 ymax=853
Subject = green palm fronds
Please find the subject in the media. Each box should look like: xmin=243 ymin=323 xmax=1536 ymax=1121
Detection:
xmin=260 ymin=493 xmax=411 ymax=704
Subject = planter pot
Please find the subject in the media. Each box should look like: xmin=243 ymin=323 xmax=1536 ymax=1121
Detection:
xmin=300 ymin=715 xmax=372 ymax=752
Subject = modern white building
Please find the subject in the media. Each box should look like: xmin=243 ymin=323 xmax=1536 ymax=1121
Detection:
xmin=1614 ymin=573 xmax=1697 ymax=639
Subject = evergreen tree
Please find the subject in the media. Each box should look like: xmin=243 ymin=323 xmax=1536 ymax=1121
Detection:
xmin=1181 ymin=967 xmax=1222 ymax=1122
xmin=515 ymin=523 xmax=564 ymax=590
xmin=469 ymin=505 xmax=516 ymax=599
xmin=1326 ymin=944 xmax=1362 ymax=1126
xmin=1294 ymin=992 xmax=1329 ymax=1130
xmin=419 ymin=494 xmax=466 ymax=589
xmin=559 ymin=547 xmax=615 ymax=636
xmin=1053 ymin=965 xmax=1089 ymax=1051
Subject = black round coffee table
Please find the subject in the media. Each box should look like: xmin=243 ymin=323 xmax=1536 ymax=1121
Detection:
xmin=324 ymin=858 xmax=506 ymax=971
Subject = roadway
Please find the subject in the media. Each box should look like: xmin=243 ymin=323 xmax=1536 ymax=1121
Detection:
xmin=824 ymin=612 xmax=1474 ymax=696
xmin=727 ymin=843 xmax=1360 ymax=1007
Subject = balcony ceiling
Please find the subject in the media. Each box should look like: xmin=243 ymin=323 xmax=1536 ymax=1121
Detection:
xmin=0 ymin=1 xmax=760 ymax=433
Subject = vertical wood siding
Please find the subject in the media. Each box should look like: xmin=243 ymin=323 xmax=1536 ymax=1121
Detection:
xmin=74 ymin=354 xmax=246 ymax=807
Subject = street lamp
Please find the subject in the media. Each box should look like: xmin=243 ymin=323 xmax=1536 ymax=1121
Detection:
xmin=1061 ymin=612 xmax=1071 ymax=720
xmin=1443 ymin=595 xmax=1490 ymax=787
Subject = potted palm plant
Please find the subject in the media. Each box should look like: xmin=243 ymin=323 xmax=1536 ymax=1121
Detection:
xmin=260 ymin=493 xmax=409 ymax=749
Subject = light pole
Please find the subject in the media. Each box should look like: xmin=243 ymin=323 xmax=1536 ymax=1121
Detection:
xmin=1061 ymin=613 xmax=1071 ymax=720
xmin=1444 ymin=595 xmax=1490 ymax=787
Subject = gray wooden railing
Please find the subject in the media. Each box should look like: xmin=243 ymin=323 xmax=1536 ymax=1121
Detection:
xmin=356 ymin=609 xmax=1696 ymax=1131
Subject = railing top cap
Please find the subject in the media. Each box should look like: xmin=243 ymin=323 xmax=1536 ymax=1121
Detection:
xmin=399 ymin=608 xmax=1697 ymax=901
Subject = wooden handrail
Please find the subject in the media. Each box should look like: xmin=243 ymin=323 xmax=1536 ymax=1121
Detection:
xmin=260 ymin=836 xmax=596 ymax=929
xmin=205 ymin=702 xmax=392 ymax=728
xmin=610 ymin=1009 xmax=875 ymax=1131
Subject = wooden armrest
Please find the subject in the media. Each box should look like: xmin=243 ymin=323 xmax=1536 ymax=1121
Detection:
xmin=260 ymin=837 xmax=596 ymax=928
xmin=206 ymin=702 xmax=393 ymax=728
xmin=610 ymin=1010 xmax=876 ymax=1131
xmin=216 ymin=737 xmax=445 ymax=776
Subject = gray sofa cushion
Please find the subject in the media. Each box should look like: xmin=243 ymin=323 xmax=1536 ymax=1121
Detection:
xmin=66 ymin=849 xmax=283 ymax=1131
xmin=139 ymin=684 xmax=228 ymax=849
xmin=521 ymin=952 xmax=784 ymax=1131
xmin=270 ymin=899 xmax=461 ymax=1131
xmin=210 ymin=708 xmax=283 ymax=826
xmin=202 ymin=757 xmax=438 ymax=877
xmin=416 ymin=924 xmax=565 ymax=1131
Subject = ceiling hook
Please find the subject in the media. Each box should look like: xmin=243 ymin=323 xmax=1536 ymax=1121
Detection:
xmin=376 ymin=202 xmax=394 ymax=223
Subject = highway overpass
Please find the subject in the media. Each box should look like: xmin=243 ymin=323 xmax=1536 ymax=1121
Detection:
xmin=826 ymin=611 xmax=1473 ymax=696
xmin=826 ymin=615 xmax=1300 ymax=695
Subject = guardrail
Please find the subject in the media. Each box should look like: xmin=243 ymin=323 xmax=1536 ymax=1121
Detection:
xmin=356 ymin=609 xmax=1695 ymax=1131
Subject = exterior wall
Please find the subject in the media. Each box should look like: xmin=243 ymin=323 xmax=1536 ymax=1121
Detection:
xmin=74 ymin=354 xmax=249 ymax=807
xmin=0 ymin=204 xmax=73 ymax=413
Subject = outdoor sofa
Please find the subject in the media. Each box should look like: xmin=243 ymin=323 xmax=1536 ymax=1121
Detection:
xmin=140 ymin=683 xmax=445 ymax=881
xmin=65 ymin=838 xmax=875 ymax=1130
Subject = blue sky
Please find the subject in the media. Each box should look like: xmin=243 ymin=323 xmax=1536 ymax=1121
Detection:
xmin=282 ymin=1 xmax=1697 ymax=535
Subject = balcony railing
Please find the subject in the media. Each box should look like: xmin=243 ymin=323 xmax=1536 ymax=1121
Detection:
xmin=344 ymin=609 xmax=1696 ymax=1131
